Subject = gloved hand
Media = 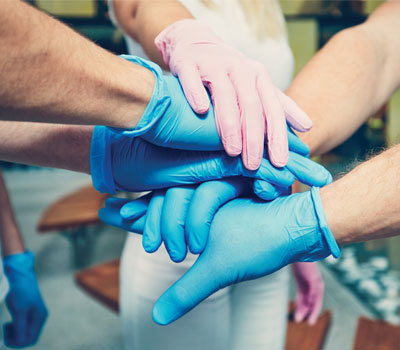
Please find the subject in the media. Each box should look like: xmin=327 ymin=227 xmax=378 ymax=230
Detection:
xmin=3 ymin=251 xmax=48 ymax=348
xmin=90 ymin=126 xmax=323 ymax=195
xmin=99 ymin=187 xmax=340 ymax=325
xmin=110 ymin=149 xmax=332 ymax=262
xmin=292 ymin=262 xmax=324 ymax=325
xmin=155 ymin=19 xmax=312 ymax=169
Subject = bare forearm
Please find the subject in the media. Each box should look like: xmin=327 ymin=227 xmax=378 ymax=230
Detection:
xmin=321 ymin=143 xmax=400 ymax=245
xmin=287 ymin=1 xmax=400 ymax=156
xmin=113 ymin=0 xmax=193 ymax=66
xmin=0 ymin=0 xmax=154 ymax=127
xmin=0 ymin=171 xmax=25 ymax=256
xmin=0 ymin=122 xmax=92 ymax=174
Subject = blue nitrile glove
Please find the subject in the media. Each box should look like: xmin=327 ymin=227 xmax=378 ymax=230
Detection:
xmin=99 ymin=187 xmax=340 ymax=325
xmin=115 ymin=151 xmax=332 ymax=262
xmin=112 ymin=55 xmax=221 ymax=151
xmin=91 ymin=126 xmax=307 ymax=195
xmin=3 ymin=251 xmax=48 ymax=348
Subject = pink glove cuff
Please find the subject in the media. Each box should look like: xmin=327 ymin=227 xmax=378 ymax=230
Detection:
xmin=155 ymin=19 xmax=222 ymax=66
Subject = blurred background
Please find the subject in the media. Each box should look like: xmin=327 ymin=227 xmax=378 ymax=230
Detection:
xmin=2 ymin=0 xmax=400 ymax=349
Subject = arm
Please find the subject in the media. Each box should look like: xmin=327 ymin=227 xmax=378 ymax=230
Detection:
xmin=0 ymin=121 xmax=92 ymax=174
xmin=322 ymin=143 xmax=400 ymax=245
xmin=0 ymin=171 xmax=24 ymax=256
xmin=287 ymin=0 xmax=400 ymax=156
xmin=0 ymin=0 xmax=154 ymax=127
xmin=0 ymin=171 xmax=47 ymax=347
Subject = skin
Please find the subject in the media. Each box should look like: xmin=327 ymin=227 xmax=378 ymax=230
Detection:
xmin=0 ymin=0 xmax=154 ymax=128
xmin=0 ymin=171 xmax=25 ymax=256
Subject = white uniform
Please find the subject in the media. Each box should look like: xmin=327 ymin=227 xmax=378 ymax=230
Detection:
xmin=109 ymin=0 xmax=293 ymax=348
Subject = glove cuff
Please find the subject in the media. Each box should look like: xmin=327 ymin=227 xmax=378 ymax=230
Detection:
xmin=110 ymin=55 xmax=171 ymax=137
xmin=90 ymin=126 xmax=118 ymax=194
xmin=310 ymin=187 xmax=341 ymax=258
xmin=154 ymin=19 xmax=222 ymax=66
xmin=3 ymin=251 xmax=35 ymax=277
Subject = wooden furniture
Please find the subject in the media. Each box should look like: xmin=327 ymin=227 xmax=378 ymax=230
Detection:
xmin=37 ymin=184 xmax=109 ymax=266
xmin=286 ymin=302 xmax=331 ymax=350
xmin=75 ymin=260 xmax=332 ymax=349
xmin=353 ymin=317 xmax=400 ymax=350
xmin=75 ymin=259 xmax=120 ymax=313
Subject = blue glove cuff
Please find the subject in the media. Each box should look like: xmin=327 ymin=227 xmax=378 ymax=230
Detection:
xmin=310 ymin=187 xmax=341 ymax=258
xmin=3 ymin=251 xmax=35 ymax=277
xmin=110 ymin=55 xmax=171 ymax=136
xmin=90 ymin=126 xmax=117 ymax=194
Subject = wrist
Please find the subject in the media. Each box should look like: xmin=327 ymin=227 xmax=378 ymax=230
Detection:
xmin=320 ymin=183 xmax=354 ymax=246
xmin=155 ymin=19 xmax=221 ymax=66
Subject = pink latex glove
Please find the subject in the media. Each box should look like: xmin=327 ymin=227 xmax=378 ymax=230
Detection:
xmin=292 ymin=262 xmax=324 ymax=325
xmin=155 ymin=19 xmax=312 ymax=170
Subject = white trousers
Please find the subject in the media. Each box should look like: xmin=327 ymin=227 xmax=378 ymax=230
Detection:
xmin=120 ymin=234 xmax=289 ymax=350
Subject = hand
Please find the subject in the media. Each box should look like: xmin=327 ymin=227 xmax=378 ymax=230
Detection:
xmin=292 ymin=262 xmax=324 ymax=325
xmin=3 ymin=251 xmax=48 ymax=348
xmin=106 ymin=150 xmax=332 ymax=262
xmin=90 ymin=126 xmax=328 ymax=195
xmin=99 ymin=187 xmax=340 ymax=325
xmin=155 ymin=19 xmax=312 ymax=169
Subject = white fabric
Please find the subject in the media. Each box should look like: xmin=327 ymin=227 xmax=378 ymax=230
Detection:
xmin=0 ymin=255 xmax=9 ymax=303
xmin=120 ymin=234 xmax=289 ymax=350
xmin=108 ymin=0 xmax=294 ymax=348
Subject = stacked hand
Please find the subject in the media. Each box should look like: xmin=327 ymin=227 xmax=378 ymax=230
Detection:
xmin=90 ymin=57 xmax=327 ymax=199
xmin=3 ymin=251 xmax=47 ymax=348
xmin=155 ymin=19 xmax=312 ymax=169
xmin=99 ymin=184 xmax=339 ymax=325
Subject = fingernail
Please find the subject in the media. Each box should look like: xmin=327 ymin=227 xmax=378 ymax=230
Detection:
xmin=169 ymin=250 xmax=185 ymax=263
xmin=222 ymin=136 xmax=242 ymax=157
xmin=270 ymin=151 xmax=289 ymax=168
xmin=246 ymin=155 xmax=262 ymax=171
xmin=152 ymin=302 xmax=178 ymax=326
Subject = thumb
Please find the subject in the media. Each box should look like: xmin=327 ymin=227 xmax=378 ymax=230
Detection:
xmin=152 ymin=253 xmax=220 ymax=325
xmin=176 ymin=64 xmax=210 ymax=114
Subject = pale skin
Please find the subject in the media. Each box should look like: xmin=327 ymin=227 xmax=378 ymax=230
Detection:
xmin=0 ymin=0 xmax=154 ymax=128
xmin=0 ymin=171 xmax=25 ymax=256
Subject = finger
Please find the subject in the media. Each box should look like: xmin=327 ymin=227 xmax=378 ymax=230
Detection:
xmin=26 ymin=306 xmax=48 ymax=344
xmin=143 ymin=191 xmax=164 ymax=253
xmin=276 ymin=88 xmax=313 ymax=132
xmin=308 ymin=278 xmax=324 ymax=325
xmin=308 ymin=295 xmax=323 ymax=326
xmin=257 ymin=71 xmax=288 ymax=167
xmin=6 ymin=310 xmax=28 ymax=346
xmin=161 ymin=187 xmax=195 ymax=262
xmin=120 ymin=194 xmax=152 ymax=220
xmin=185 ymin=178 xmax=246 ymax=254
xmin=286 ymin=152 xmax=332 ymax=187
xmin=98 ymin=198 xmax=146 ymax=233
xmin=294 ymin=302 xmax=310 ymax=323
xmin=229 ymin=69 xmax=264 ymax=169
xmin=241 ymin=156 xmax=295 ymax=187
xmin=208 ymin=74 xmax=242 ymax=156
xmin=287 ymin=127 xmax=309 ymax=156
xmin=152 ymin=253 xmax=219 ymax=325
xmin=253 ymin=180 xmax=290 ymax=201
xmin=173 ymin=64 xmax=210 ymax=114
